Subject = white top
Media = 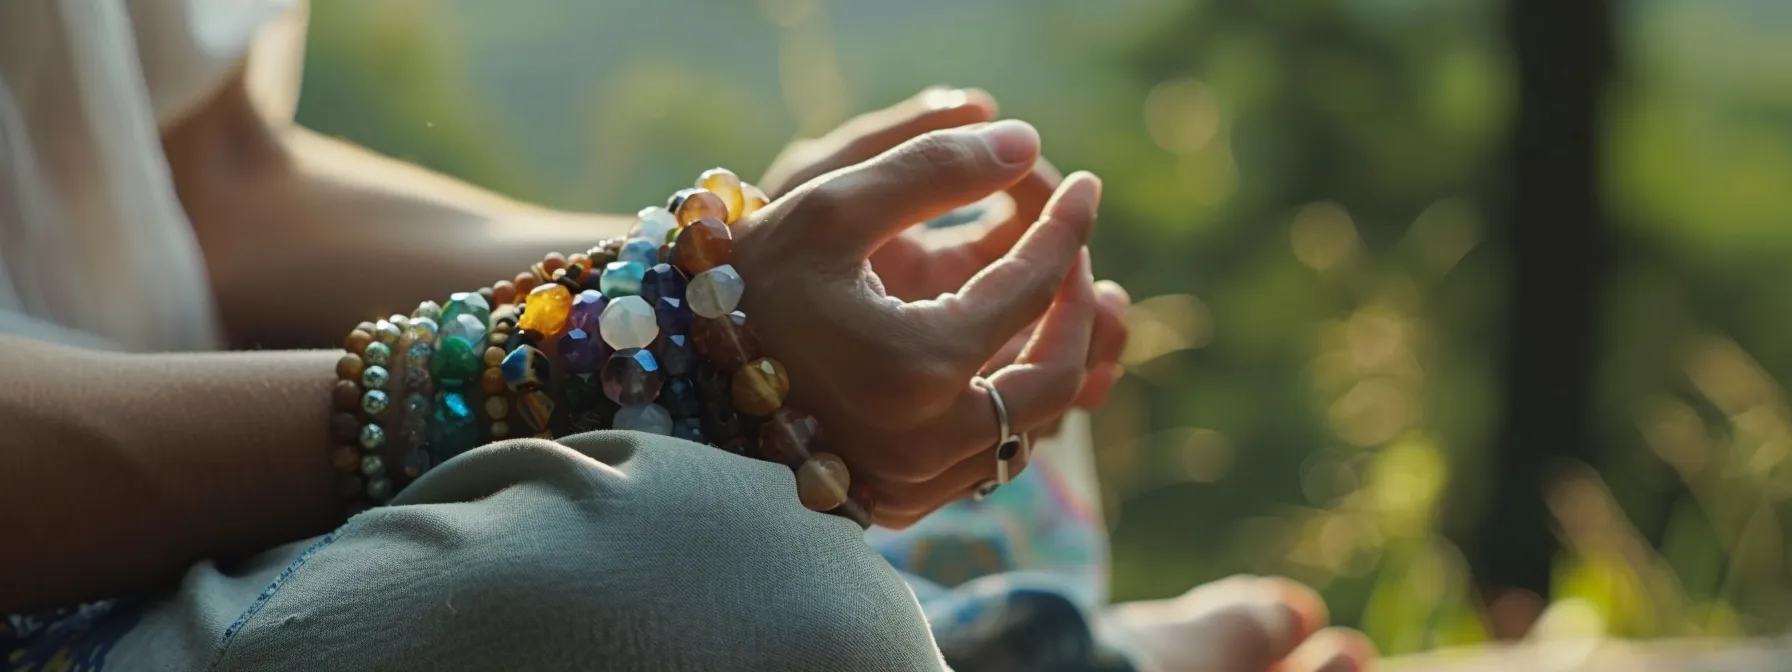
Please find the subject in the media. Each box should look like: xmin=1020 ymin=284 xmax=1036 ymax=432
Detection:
xmin=0 ymin=0 xmax=303 ymax=352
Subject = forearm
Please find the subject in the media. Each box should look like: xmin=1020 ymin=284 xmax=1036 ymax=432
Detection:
xmin=0 ymin=336 xmax=343 ymax=612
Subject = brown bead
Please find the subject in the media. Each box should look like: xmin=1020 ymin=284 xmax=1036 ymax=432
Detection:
xmin=332 ymin=380 xmax=363 ymax=412
xmin=670 ymin=217 xmax=734 ymax=276
xmin=491 ymin=280 xmax=517 ymax=306
xmin=485 ymin=396 xmax=509 ymax=419
xmin=796 ymin=452 xmax=851 ymax=511
xmin=336 ymin=354 xmax=365 ymax=382
xmin=568 ymin=252 xmax=591 ymax=270
xmin=759 ymin=408 xmax=818 ymax=468
xmin=699 ymin=168 xmax=745 ymax=223
xmin=732 ymin=358 xmax=789 ymax=417
xmin=692 ymin=311 xmax=759 ymax=372
xmin=483 ymin=346 xmax=506 ymax=367
xmin=330 ymin=412 xmax=361 ymax=444
xmin=481 ymin=367 xmax=508 ymax=395
xmin=514 ymin=272 xmax=540 ymax=294
xmin=543 ymin=252 xmax=567 ymax=274
xmin=330 ymin=444 xmax=362 ymax=473
xmin=343 ymin=329 xmax=374 ymax=355
xmin=674 ymin=189 xmax=729 ymax=228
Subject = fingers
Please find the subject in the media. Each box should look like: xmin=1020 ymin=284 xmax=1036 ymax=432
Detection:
xmin=1272 ymin=628 xmax=1378 ymax=672
xmin=1195 ymin=577 xmax=1328 ymax=672
xmin=785 ymin=121 xmax=1044 ymax=262
xmin=762 ymin=87 xmax=1001 ymax=198
xmin=966 ymin=157 xmax=1065 ymax=263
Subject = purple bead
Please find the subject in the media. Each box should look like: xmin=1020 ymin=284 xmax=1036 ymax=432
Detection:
xmin=642 ymin=263 xmax=687 ymax=305
xmin=661 ymin=376 xmax=701 ymax=419
xmin=601 ymin=348 xmax=664 ymax=405
xmin=655 ymin=296 xmax=693 ymax=335
xmin=558 ymin=326 xmax=606 ymax=374
xmin=655 ymin=334 xmax=697 ymax=378
xmin=568 ymin=289 xmax=606 ymax=333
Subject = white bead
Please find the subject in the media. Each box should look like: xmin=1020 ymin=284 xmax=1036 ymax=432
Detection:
xmin=614 ymin=403 xmax=673 ymax=435
xmin=687 ymin=264 xmax=744 ymax=318
xmin=632 ymin=206 xmax=678 ymax=245
xmin=599 ymin=295 xmax=659 ymax=350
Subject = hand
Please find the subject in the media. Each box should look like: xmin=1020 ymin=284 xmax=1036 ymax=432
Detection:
xmin=1101 ymin=575 xmax=1377 ymax=672
xmin=734 ymin=120 xmax=1099 ymax=528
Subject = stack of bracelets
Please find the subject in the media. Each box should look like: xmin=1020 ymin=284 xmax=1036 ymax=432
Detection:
xmin=329 ymin=169 xmax=874 ymax=527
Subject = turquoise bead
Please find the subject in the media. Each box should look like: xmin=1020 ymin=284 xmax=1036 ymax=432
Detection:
xmin=619 ymin=239 xmax=659 ymax=267
xmin=599 ymin=261 xmax=645 ymax=298
xmin=429 ymin=391 xmax=480 ymax=459
xmin=431 ymin=336 xmax=480 ymax=385
xmin=361 ymin=389 xmax=390 ymax=415
xmin=631 ymin=206 xmax=678 ymax=246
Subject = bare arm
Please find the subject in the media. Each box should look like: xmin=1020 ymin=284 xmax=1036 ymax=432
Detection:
xmin=0 ymin=336 xmax=348 ymax=613
xmin=163 ymin=73 xmax=632 ymax=348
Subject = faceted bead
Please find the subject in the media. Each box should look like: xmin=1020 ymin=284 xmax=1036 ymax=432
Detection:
xmin=373 ymin=320 xmax=402 ymax=345
xmin=699 ymin=399 xmax=743 ymax=444
xmin=360 ymin=454 xmax=386 ymax=478
xmin=344 ymin=329 xmax=373 ymax=355
xmin=331 ymin=413 xmax=361 ymax=444
xmin=632 ymin=206 xmax=679 ymax=246
xmin=359 ymin=423 xmax=386 ymax=451
xmin=739 ymin=183 xmax=769 ymax=221
xmin=430 ymin=391 xmax=479 ymax=458
xmin=670 ymin=218 xmax=734 ymax=276
xmin=500 ymin=345 xmax=551 ymax=391
xmin=331 ymin=444 xmax=361 ymax=473
xmin=666 ymin=188 xmax=702 ymax=213
xmin=484 ymin=396 xmax=509 ymax=419
xmin=517 ymin=390 xmax=556 ymax=434
xmin=404 ymin=446 xmax=433 ymax=480
xmin=732 ymin=358 xmax=789 ymax=417
xmin=361 ymin=365 xmax=390 ymax=390
xmin=641 ymin=263 xmax=687 ymax=306
xmin=796 ymin=452 xmax=851 ymax=511
xmin=431 ymin=337 xmax=480 ymax=385
xmin=481 ymin=367 xmax=508 ymax=395
xmin=601 ymin=348 xmax=664 ymax=405
xmin=442 ymin=292 xmax=492 ymax=327
xmin=599 ymin=295 xmax=659 ymax=350
xmin=760 ymin=408 xmax=819 ymax=468
xmin=361 ymin=389 xmax=390 ymax=416
xmin=654 ymin=296 xmax=693 ymax=335
xmin=518 ymin=283 xmax=574 ymax=338
xmin=671 ymin=416 xmax=706 ymax=444
xmin=443 ymin=313 xmax=486 ymax=345
xmin=615 ymin=403 xmax=673 ymax=435
xmin=366 ymin=477 xmax=394 ymax=501
xmin=675 ymin=190 xmax=729 ymax=228
xmin=599 ymin=261 xmax=646 ymax=299
xmin=619 ymin=239 xmax=659 ymax=267
xmin=568 ymin=289 xmax=607 ymax=333
xmin=698 ymin=168 xmax=745 ymax=223
xmin=413 ymin=301 xmax=443 ymax=322
xmin=363 ymin=341 xmax=392 ymax=367
xmin=558 ymin=326 xmax=606 ymax=374
xmin=691 ymin=311 xmax=759 ymax=371
xmin=332 ymin=380 xmax=362 ymax=412
xmin=655 ymin=333 xmax=697 ymax=377
xmin=686 ymin=264 xmax=744 ymax=318
xmin=335 ymin=354 xmax=365 ymax=382
xmin=660 ymin=376 xmax=701 ymax=418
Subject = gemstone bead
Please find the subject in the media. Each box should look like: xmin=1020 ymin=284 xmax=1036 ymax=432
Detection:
xmin=373 ymin=320 xmax=402 ymax=345
xmin=518 ymin=283 xmax=574 ymax=338
xmin=760 ymin=408 xmax=819 ymax=468
xmin=686 ymin=264 xmax=744 ymax=318
xmin=405 ymin=392 xmax=431 ymax=416
xmin=599 ymin=261 xmax=646 ymax=299
xmin=484 ymin=396 xmax=509 ymax=419
xmin=518 ymin=390 xmax=556 ymax=434
xmin=699 ymin=398 xmax=743 ymax=443
xmin=660 ymin=376 xmax=701 ymax=418
xmin=414 ymin=301 xmax=443 ymax=322
xmin=568 ymin=290 xmax=606 ymax=333
xmin=732 ymin=358 xmax=789 ymax=416
xmin=615 ymin=403 xmax=673 ymax=435
xmin=500 ymin=345 xmax=551 ymax=391
xmin=601 ymin=348 xmax=664 ymax=405
xmin=674 ymin=190 xmax=728 ymax=228
xmin=360 ymin=455 xmax=386 ymax=478
xmin=443 ymin=313 xmax=486 ymax=344
xmin=406 ymin=339 xmax=435 ymax=364
xmin=361 ymin=366 xmax=390 ymax=390
xmin=599 ymin=295 xmax=658 ymax=350
xmin=336 ymin=354 xmax=365 ymax=382
xmin=558 ymin=327 xmax=606 ymax=374
xmin=671 ymin=218 xmax=733 ymax=276
xmin=430 ymin=391 xmax=479 ymax=458
xmin=362 ymin=341 xmax=391 ymax=367
xmin=431 ymin=337 xmax=480 ymax=385
xmin=632 ymin=206 xmax=679 ymax=246
xmin=366 ymin=477 xmax=394 ymax=501
xmin=797 ymin=452 xmax=851 ymax=511
xmin=654 ymin=296 xmax=693 ymax=335
xmin=655 ymin=333 xmax=697 ymax=377
xmin=619 ymin=239 xmax=659 ymax=267
xmin=361 ymin=389 xmax=390 ymax=415
xmin=740 ymin=183 xmax=769 ymax=221
xmin=666 ymin=188 xmax=702 ymax=213
xmin=698 ymin=168 xmax=745 ymax=223
xmin=671 ymin=417 xmax=706 ymax=444
xmin=641 ymin=263 xmax=687 ymax=305
xmin=442 ymin=292 xmax=491 ymax=328
xmin=359 ymin=423 xmax=386 ymax=451
xmin=692 ymin=311 xmax=759 ymax=371
xmin=406 ymin=317 xmax=439 ymax=343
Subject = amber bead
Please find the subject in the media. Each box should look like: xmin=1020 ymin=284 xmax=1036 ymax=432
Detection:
xmin=330 ymin=444 xmax=361 ymax=473
xmin=739 ymin=183 xmax=769 ymax=221
xmin=732 ymin=358 xmax=789 ymax=416
xmin=481 ymin=367 xmax=508 ymax=395
xmin=759 ymin=408 xmax=818 ymax=468
xmin=796 ymin=452 xmax=851 ymax=511
xmin=330 ymin=412 xmax=361 ymax=444
xmin=491 ymin=280 xmax=518 ymax=306
xmin=672 ymin=189 xmax=725 ymax=228
xmin=692 ymin=311 xmax=759 ymax=372
xmin=670 ymin=218 xmax=733 ymax=276
xmin=343 ymin=329 xmax=373 ymax=355
xmin=332 ymin=380 xmax=363 ymax=412
xmin=336 ymin=354 xmax=365 ymax=382
xmin=698 ymin=168 xmax=745 ymax=223
xmin=518 ymin=283 xmax=575 ymax=338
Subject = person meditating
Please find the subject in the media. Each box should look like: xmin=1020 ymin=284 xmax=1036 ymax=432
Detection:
xmin=0 ymin=1 xmax=1375 ymax=670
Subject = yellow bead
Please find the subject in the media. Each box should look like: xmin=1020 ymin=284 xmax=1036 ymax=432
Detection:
xmin=699 ymin=168 xmax=745 ymax=223
xmin=675 ymin=190 xmax=729 ymax=228
xmin=518 ymin=283 xmax=574 ymax=338
xmin=739 ymin=183 xmax=769 ymax=222
xmin=731 ymin=357 xmax=789 ymax=417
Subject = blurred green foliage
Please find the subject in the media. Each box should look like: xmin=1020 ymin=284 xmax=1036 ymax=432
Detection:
xmin=298 ymin=0 xmax=1792 ymax=652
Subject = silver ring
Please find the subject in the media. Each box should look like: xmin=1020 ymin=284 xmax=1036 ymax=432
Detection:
xmin=971 ymin=376 xmax=1023 ymax=491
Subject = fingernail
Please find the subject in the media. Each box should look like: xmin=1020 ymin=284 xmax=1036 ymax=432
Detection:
xmin=1080 ymin=248 xmax=1094 ymax=281
xmin=923 ymin=87 xmax=970 ymax=110
xmin=976 ymin=119 xmax=1039 ymax=165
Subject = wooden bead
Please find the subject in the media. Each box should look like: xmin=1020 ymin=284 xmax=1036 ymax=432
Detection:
xmin=330 ymin=444 xmax=362 ymax=473
xmin=330 ymin=412 xmax=361 ymax=444
xmin=514 ymin=272 xmax=540 ymax=294
xmin=343 ymin=329 xmax=373 ymax=355
xmin=731 ymin=358 xmax=789 ymax=417
xmin=796 ymin=452 xmax=850 ymax=511
xmin=332 ymin=380 xmax=363 ymax=412
xmin=491 ymin=280 xmax=518 ymax=306
xmin=481 ymin=367 xmax=508 ymax=395
xmin=485 ymin=396 xmax=509 ymax=420
xmin=335 ymin=354 xmax=365 ymax=382
xmin=477 ymin=287 xmax=495 ymax=305
xmin=543 ymin=252 xmax=568 ymax=274
xmin=483 ymin=346 xmax=506 ymax=367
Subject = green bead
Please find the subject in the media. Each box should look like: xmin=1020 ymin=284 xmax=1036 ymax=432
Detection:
xmin=431 ymin=336 xmax=481 ymax=385
xmin=441 ymin=291 xmax=492 ymax=328
xmin=429 ymin=391 xmax=480 ymax=460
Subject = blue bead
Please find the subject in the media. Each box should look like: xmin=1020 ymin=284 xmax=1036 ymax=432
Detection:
xmin=429 ymin=391 xmax=479 ymax=460
xmin=641 ymin=263 xmax=687 ymax=305
xmin=500 ymin=345 xmax=551 ymax=391
xmin=619 ymin=240 xmax=659 ymax=267
xmin=599 ymin=261 xmax=645 ymax=298
xmin=655 ymin=333 xmax=697 ymax=378
xmin=672 ymin=416 xmax=706 ymax=444
xmin=654 ymin=296 xmax=693 ymax=335
xmin=661 ymin=376 xmax=702 ymax=419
